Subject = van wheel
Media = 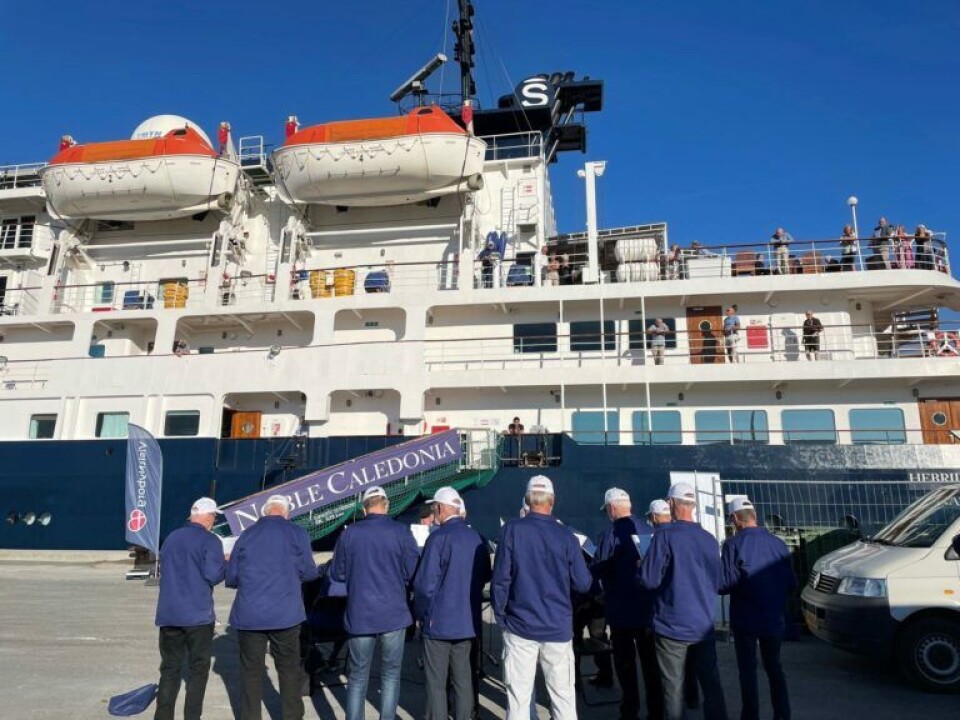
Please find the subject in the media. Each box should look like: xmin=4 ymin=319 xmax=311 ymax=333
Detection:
xmin=897 ymin=617 xmax=960 ymax=693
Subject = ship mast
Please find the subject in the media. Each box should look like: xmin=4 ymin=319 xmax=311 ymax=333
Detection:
xmin=453 ymin=0 xmax=477 ymax=103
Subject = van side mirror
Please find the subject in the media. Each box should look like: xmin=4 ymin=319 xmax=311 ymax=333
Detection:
xmin=946 ymin=546 xmax=960 ymax=562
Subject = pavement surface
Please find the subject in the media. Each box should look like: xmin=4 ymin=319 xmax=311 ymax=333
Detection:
xmin=0 ymin=561 xmax=956 ymax=720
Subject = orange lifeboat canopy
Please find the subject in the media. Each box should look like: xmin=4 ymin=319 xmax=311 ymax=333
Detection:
xmin=283 ymin=106 xmax=466 ymax=147
xmin=48 ymin=126 xmax=217 ymax=165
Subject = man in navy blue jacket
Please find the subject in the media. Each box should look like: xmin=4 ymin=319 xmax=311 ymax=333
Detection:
xmin=593 ymin=488 xmax=660 ymax=720
xmin=154 ymin=497 xmax=226 ymax=720
xmin=492 ymin=475 xmax=593 ymax=720
xmin=638 ymin=482 xmax=728 ymax=720
xmin=413 ymin=486 xmax=492 ymax=720
xmin=720 ymin=497 xmax=796 ymax=720
xmin=226 ymin=494 xmax=319 ymax=720
xmin=331 ymin=485 xmax=420 ymax=720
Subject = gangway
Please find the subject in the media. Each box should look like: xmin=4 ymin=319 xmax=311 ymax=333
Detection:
xmin=218 ymin=428 xmax=500 ymax=541
xmin=237 ymin=136 xmax=273 ymax=187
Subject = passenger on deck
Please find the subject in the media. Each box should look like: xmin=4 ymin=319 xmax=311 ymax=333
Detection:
xmin=689 ymin=240 xmax=715 ymax=258
xmin=872 ymin=217 xmax=894 ymax=269
xmin=546 ymin=255 xmax=561 ymax=286
xmin=666 ymin=244 xmax=684 ymax=279
xmin=769 ymin=228 xmax=793 ymax=275
xmin=840 ymin=224 xmax=858 ymax=271
xmin=534 ymin=245 xmax=548 ymax=287
xmin=894 ymin=225 xmax=914 ymax=269
xmin=802 ymin=311 xmax=824 ymax=361
xmin=559 ymin=254 xmax=573 ymax=285
xmin=914 ymin=225 xmax=934 ymax=270
xmin=647 ymin=318 xmax=671 ymax=365
xmin=507 ymin=417 xmax=525 ymax=435
xmin=723 ymin=306 xmax=742 ymax=363
xmin=478 ymin=239 xmax=498 ymax=289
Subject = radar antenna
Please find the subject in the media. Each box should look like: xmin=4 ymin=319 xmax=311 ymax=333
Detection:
xmin=389 ymin=53 xmax=448 ymax=104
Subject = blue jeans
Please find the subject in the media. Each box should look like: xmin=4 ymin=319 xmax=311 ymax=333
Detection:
xmin=733 ymin=633 xmax=790 ymax=720
xmin=346 ymin=628 xmax=406 ymax=720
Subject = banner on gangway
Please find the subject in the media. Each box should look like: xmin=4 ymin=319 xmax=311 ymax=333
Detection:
xmin=124 ymin=424 xmax=163 ymax=556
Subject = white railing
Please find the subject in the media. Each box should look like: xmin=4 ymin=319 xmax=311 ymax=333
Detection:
xmin=0 ymin=163 xmax=45 ymax=191
xmin=479 ymin=132 xmax=544 ymax=162
xmin=288 ymin=261 xmax=459 ymax=300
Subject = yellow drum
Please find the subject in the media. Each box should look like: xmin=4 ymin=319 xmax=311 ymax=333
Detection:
xmin=333 ymin=268 xmax=355 ymax=296
xmin=309 ymin=270 xmax=332 ymax=298
xmin=162 ymin=281 xmax=188 ymax=309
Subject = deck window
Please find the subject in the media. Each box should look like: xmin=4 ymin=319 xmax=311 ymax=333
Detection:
xmin=95 ymin=412 xmax=129 ymax=439
xmin=571 ymin=411 xmax=620 ymax=445
xmin=632 ymin=410 xmax=682 ymax=445
xmin=513 ymin=323 xmax=558 ymax=353
xmin=695 ymin=410 xmax=769 ymax=445
xmin=29 ymin=414 xmax=56 ymax=439
xmin=164 ymin=411 xmax=201 ymax=437
xmin=0 ymin=216 xmax=35 ymax=250
xmin=570 ymin=321 xmax=615 ymax=352
xmin=850 ymin=408 xmax=906 ymax=445
xmin=782 ymin=409 xmax=836 ymax=444
xmin=95 ymin=282 xmax=115 ymax=305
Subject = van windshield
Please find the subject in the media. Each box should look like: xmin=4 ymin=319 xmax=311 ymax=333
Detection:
xmin=872 ymin=486 xmax=960 ymax=548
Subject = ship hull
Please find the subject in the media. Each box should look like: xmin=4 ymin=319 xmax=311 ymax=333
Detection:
xmin=1 ymin=435 xmax=958 ymax=551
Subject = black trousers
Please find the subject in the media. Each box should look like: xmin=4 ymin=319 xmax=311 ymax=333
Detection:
xmin=238 ymin=626 xmax=304 ymax=720
xmin=574 ymin=597 xmax=613 ymax=682
xmin=610 ymin=626 xmax=664 ymax=720
xmin=424 ymin=637 xmax=474 ymax=720
xmin=654 ymin=634 xmax=728 ymax=720
xmin=155 ymin=623 xmax=214 ymax=720
xmin=734 ymin=633 xmax=790 ymax=720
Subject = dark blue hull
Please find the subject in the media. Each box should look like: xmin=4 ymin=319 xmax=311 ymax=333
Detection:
xmin=2 ymin=434 xmax=958 ymax=550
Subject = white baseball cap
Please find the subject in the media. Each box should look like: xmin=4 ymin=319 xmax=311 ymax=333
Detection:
xmin=728 ymin=497 xmax=755 ymax=514
xmin=601 ymin=487 xmax=630 ymax=509
xmin=264 ymin=494 xmax=291 ymax=511
xmin=427 ymin=486 xmax=463 ymax=509
xmin=526 ymin=475 xmax=555 ymax=496
xmin=191 ymin=497 xmax=219 ymax=515
xmin=667 ymin=482 xmax=696 ymax=502
xmin=648 ymin=499 xmax=671 ymax=516
xmin=362 ymin=486 xmax=387 ymax=502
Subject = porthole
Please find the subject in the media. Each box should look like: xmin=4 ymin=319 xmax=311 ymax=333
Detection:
xmin=23 ymin=512 xmax=36 ymax=526
xmin=932 ymin=412 xmax=948 ymax=427
xmin=698 ymin=320 xmax=712 ymax=332
xmin=6 ymin=512 xmax=18 ymax=525
xmin=38 ymin=512 xmax=52 ymax=526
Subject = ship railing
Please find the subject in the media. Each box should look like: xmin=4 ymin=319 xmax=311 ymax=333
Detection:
xmin=423 ymin=321 xmax=960 ymax=370
xmin=561 ymin=427 xmax=927 ymax=447
xmin=238 ymin=136 xmax=267 ymax=168
xmin=479 ymin=234 xmax=950 ymax=287
xmin=288 ymin=260 xmax=460 ymax=299
xmin=479 ymin=132 xmax=544 ymax=162
xmin=219 ymin=273 xmax=276 ymax=306
xmin=0 ymin=358 xmax=47 ymax=390
xmin=50 ymin=277 xmax=207 ymax=314
xmin=0 ymin=162 xmax=45 ymax=190
xmin=0 ymin=285 xmax=44 ymax=317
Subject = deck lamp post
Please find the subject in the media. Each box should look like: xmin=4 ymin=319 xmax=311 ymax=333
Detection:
xmin=847 ymin=196 xmax=859 ymax=237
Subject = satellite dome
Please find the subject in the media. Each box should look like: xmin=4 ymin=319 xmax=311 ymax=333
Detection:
xmin=130 ymin=115 xmax=213 ymax=147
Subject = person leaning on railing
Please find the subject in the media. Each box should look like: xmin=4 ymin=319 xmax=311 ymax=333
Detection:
xmin=839 ymin=225 xmax=858 ymax=271
xmin=914 ymin=225 xmax=934 ymax=270
xmin=769 ymin=228 xmax=793 ymax=275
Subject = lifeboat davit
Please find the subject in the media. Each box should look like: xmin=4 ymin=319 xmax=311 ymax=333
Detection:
xmin=273 ymin=106 xmax=486 ymax=207
xmin=41 ymin=115 xmax=240 ymax=222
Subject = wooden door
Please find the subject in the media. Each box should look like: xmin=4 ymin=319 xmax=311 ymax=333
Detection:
xmin=686 ymin=306 xmax=724 ymax=364
xmin=919 ymin=399 xmax=960 ymax=444
xmin=231 ymin=411 xmax=262 ymax=439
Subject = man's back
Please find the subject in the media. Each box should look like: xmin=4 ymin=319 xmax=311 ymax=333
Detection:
xmin=720 ymin=527 xmax=796 ymax=635
xmin=492 ymin=512 xmax=593 ymax=642
xmin=413 ymin=517 xmax=492 ymax=640
xmin=331 ymin=513 xmax=420 ymax=635
xmin=594 ymin=515 xmax=654 ymax=629
xmin=638 ymin=520 xmax=721 ymax=642
xmin=156 ymin=523 xmax=225 ymax=628
xmin=226 ymin=515 xmax=318 ymax=630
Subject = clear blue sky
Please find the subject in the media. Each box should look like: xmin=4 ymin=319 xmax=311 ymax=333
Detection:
xmin=4 ymin=1 xmax=959 ymax=255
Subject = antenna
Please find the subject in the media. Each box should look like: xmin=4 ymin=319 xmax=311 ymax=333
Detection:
xmin=389 ymin=53 xmax=448 ymax=104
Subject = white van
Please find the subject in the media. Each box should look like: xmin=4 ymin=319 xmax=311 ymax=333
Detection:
xmin=801 ymin=484 xmax=960 ymax=692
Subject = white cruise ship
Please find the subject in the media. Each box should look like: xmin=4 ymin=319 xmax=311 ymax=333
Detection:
xmin=0 ymin=1 xmax=958 ymax=552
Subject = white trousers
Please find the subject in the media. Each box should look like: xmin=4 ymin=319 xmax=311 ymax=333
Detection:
xmin=502 ymin=630 xmax=577 ymax=720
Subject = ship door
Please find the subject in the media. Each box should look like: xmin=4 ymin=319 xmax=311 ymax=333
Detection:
xmin=686 ymin=306 xmax=724 ymax=364
xmin=919 ymin=399 xmax=960 ymax=444
xmin=231 ymin=411 xmax=262 ymax=439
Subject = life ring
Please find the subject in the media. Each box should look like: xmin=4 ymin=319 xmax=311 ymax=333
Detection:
xmin=934 ymin=331 xmax=959 ymax=356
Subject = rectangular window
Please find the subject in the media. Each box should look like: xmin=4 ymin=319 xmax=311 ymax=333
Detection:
xmin=570 ymin=320 xmax=615 ymax=352
xmin=95 ymin=411 xmax=129 ymax=438
xmin=695 ymin=410 xmax=769 ymax=444
xmin=632 ymin=410 xmax=682 ymax=445
xmin=850 ymin=408 xmax=906 ymax=445
xmin=571 ymin=411 xmax=620 ymax=445
xmin=29 ymin=414 xmax=56 ymax=439
xmin=95 ymin=282 xmax=115 ymax=305
xmin=782 ymin=409 xmax=837 ymax=444
xmin=164 ymin=410 xmax=201 ymax=437
xmin=628 ymin=318 xmax=677 ymax=350
xmin=513 ymin=323 xmax=558 ymax=354
xmin=0 ymin=216 xmax=34 ymax=250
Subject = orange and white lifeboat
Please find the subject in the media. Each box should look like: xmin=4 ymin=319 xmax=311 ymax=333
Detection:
xmin=41 ymin=115 xmax=240 ymax=222
xmin=273 ymin=106 xmax=486 ymax=207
